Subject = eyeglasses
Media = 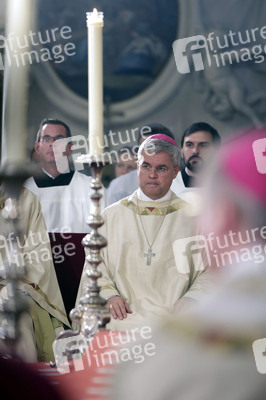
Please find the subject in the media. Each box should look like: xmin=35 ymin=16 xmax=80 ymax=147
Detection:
xmin=39 ymin=135 xmax=65 ymax=143
xmin=140 ymin=163 xmax=171 ymax=176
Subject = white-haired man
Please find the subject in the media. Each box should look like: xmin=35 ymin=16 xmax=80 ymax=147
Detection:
xmin=77 ymin=134 xmax=211 ymax=330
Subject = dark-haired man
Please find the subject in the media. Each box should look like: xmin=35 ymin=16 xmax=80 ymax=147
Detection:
xmin=172 ymin=122 xmax=221 ymax=194
xmin=25 ymin=118 xmax=107 ymax=233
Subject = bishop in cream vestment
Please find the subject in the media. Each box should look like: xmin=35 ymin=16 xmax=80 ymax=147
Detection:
xmin=77 ymin=189 xmax=211 ymax=331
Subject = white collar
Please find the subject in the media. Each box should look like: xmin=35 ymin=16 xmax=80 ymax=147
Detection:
xmin=185 ymin=167 xmax=193 ymax=176
xmin=42 ymin=168 xmax=55 ymax=179
xmin=42 ymin=168 xmax=69 ymax=179
xmin=137 ymin=188 xmax=172 ymax=202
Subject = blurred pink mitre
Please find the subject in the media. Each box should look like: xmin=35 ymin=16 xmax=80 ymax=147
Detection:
xmin=221 ymin=128 xmax=266 ymax=205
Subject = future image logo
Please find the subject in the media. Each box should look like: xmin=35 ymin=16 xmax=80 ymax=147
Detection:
xmin=252 ymin=338 xmax=266 ymax=374
xmin=252 ymin=138 xmax=266 ymax=174
xmin=172 ymin=35 xmax=211 ymax=74
xmin=173 ymin=226 xmax=266 ymax=272
xmin=53 ymin=334 xmax=88 ymax=374
xmin=173 ymin=235 xmax=211 ymax=274
xmin=53 ymin=326 xmax=156 ymax=375
xmin=53 ymin=135 xmax=89 ymax=173
xmin=173 ymin=26 xmax=266 ymax=74
xmin=0 ymin=26 xmax=76 ymax=70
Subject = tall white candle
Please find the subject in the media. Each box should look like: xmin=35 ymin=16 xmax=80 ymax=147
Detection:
xmin=86 ymin=9 xmax=104 ymax=156
xmin=1 ymin=0 xmax=33 ymax=164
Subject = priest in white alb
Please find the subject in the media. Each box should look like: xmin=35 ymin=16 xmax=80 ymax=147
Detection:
xmin=24 ymin=118 xmax=107 ymax=233
xmin=77 ymin=134 xmax=212 ymax=330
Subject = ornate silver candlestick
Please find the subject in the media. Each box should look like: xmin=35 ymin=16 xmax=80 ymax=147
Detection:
xmin=53 ymin=8 xmax=108 ymax=367
xmin=53 ymin=156 xmax=110 ymax=366
xmin=71 ymin=156 xmax=110 ymax=335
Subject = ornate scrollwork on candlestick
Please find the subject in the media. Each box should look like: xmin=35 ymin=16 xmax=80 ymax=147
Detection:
xmin=72 ymin=157 xmax=110 ymax=335
xmin=53 ymin=156 xmax=110 ymax=366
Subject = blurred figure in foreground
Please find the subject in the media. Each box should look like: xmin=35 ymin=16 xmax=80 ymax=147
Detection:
xmin=0 ymin=187 xmax=69 ymax=362
xmin=111 ymin=129 xmax=266 ymax=400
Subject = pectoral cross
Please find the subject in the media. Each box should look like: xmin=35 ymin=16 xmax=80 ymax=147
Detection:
xmin=144 ymin=248 xmax=155 ymax=265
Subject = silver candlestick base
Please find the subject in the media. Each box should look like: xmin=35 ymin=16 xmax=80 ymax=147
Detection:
xmin=54 ymin=155 xmax=110 ymax=355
